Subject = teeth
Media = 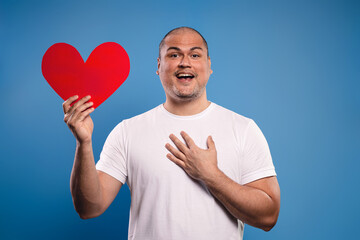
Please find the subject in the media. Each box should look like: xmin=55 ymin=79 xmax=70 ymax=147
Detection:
xmin=177 ymin=73 xmax=193 ymax=77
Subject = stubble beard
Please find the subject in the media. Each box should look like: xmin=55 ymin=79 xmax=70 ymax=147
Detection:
xmin=171 ymin=82 xmax=205 ymax=101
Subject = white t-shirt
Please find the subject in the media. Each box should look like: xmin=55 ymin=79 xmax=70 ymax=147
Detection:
xmin=96 ymin=102 xmax=276 ymax=240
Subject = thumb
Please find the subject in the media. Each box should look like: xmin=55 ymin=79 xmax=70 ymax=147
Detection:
xmin=207 ymin=136 xmax=215 ymax=150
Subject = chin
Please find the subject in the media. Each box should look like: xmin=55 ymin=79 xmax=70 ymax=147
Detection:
xmin=173 ymin=89 xmax=204 ymax=101
xmin=176 ymin=94 xmax=198 ymax=100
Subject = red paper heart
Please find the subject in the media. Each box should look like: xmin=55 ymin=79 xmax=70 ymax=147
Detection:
xmin=42 ymin=42 xmax=130 ymax=109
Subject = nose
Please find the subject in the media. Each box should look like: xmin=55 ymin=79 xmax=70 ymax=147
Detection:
xmin=179 ymin=55 xmax=191 ymax=68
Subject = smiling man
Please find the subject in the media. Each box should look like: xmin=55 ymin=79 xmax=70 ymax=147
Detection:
xmin=63 ymin=27 xmax=280 ymax=240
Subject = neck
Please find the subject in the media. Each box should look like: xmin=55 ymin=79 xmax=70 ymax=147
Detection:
xmin=163 ymin=91 xmax=210 ymax=116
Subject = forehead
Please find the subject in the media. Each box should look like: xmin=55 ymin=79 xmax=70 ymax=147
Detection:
xmin=163 ymin=30 xmax=206 ymax=51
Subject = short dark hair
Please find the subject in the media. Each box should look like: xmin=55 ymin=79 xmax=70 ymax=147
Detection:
xmin=158 ymin=26 xmax=209 ymax=58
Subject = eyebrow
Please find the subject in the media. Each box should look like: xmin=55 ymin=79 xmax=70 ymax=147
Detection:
xmin=190 ymin=47 xmax=203 ymax=51
xmin=166 ymin=46 xmax=204 ymax=52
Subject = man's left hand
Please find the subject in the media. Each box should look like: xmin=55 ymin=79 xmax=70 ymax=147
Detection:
xmin=165 ymin=131 xmax=219 ymax=181
xmin=166 ymin=131 xmax=280 ymax=231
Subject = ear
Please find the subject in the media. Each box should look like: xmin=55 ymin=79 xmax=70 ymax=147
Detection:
xmin=156 ymin=57 xmax=160 ymax=75
xmin=208 ymin=57 xmax=213 ymax=74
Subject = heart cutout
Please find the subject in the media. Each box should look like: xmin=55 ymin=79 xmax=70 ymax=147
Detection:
xmin=42 ymin=42 xmax=130 ymax=109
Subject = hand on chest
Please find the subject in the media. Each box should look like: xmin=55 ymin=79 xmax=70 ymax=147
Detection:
xmin=127 ymin=125 xmax=241 ymax=187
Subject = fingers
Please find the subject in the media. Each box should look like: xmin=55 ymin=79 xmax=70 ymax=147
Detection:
xmin=207 ymin=136 xmax=216 ymax=150
xmin=77 ymin=104 xmax=95 ymax=122
xmin=66 ymin=101 xmax=94 ymax=123
xmin=75 ymin=101 xmax=94 ymax=115
xmin=165 ymin=143 xmax=186 ymax=160
xmin=62 ymin=95 xmax=79 ymax=114
xmin=180 ymin=131 xmax=196 ymax=149
xmin=166 ymin=153 xmax=186 ymax=169
xmin=169 ymin=134 xmax=189 ymax=154
xmin=68 ymin=95 xmax=91 ymax=114
xmin=63 ymin=95 xmax=93 ymax=123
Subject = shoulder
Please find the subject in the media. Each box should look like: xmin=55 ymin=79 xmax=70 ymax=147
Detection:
xmin=211 ymin=102 xmax=253 ymax=129
xmin=111 ymin=104 xmax=161 ymax=133
xmin=125 ymin=104 xmax=160 ymax=124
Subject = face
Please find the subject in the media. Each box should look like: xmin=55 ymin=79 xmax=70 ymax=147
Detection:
xmin=157 ymin=30 xmax=213 ymax=102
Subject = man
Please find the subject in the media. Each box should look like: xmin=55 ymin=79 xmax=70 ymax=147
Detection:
xmin=63 ymin=27 xmax=280 ymax=240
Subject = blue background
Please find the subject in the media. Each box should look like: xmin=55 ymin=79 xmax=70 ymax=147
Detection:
xmin=1 ymin=0 xmax=359 ymax=239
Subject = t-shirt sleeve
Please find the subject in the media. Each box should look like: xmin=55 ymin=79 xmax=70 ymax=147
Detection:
xmin=240 ymin=119 xmax=276 ymax=185
xmin=96 ymin=121 xmax=127 ymax=184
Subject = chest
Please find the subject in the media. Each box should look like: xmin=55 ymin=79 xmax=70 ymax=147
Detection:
xmin=125 ymin=121 xmax=243 ymax=190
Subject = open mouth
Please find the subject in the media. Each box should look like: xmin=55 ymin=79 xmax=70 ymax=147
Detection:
xmin=176 ymin=72 xmax=195 ymax=80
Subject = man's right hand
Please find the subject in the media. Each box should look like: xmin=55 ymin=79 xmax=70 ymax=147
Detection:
xmin=63 ymin=95 xmax=95 ymax=144
xmin=63 ymin=95 xmax=122 ymax=219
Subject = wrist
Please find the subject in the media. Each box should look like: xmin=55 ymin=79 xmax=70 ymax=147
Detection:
xmin=76 ymin=139 xmax=93 ymax=148
xmin=201 ymin=167 xmax=224 ymax=186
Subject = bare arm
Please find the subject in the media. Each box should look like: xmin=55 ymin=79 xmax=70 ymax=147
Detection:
xmin=165 ymin=131 xmax=280 ymax=231
xmin=202 ymin=173 xmax=280 ymax=231
xmin=63 ymin=95 xmax=122 ymax=219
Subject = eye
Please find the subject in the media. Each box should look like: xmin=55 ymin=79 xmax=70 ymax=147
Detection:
xmin=191 ymin=54 xmax=200 ymax=58
xmin=169 ymin=53 xmax=179 ymax=58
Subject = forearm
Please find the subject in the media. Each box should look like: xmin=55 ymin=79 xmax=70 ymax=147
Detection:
xmin=165 ymin=132 xmax=279 ymax=230
xmin=70 ymin=141 xmax=103 ymax=219
xmin=203 ymin=170 xmax=279 ymax=231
